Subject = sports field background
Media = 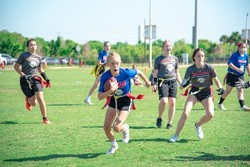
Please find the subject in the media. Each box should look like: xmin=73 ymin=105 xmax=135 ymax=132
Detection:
xmin=0 ymin=65 xmax=249 ymax=167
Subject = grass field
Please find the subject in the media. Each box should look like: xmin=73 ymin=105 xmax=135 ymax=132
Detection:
xmin=0 ymin=65 xmax=250 ymax=167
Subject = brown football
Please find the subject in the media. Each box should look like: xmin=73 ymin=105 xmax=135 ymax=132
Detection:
xmin=104 ymin=77 xmax=117 ymax=93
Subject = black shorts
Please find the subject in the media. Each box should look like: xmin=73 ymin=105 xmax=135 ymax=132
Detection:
xmin=109 ymin=96 xmax=132 ymax=111
xmin=20 ymin=77 xmax=43 ymax=98
xmin=189 ymin=87 xmax=211 ymax=102
xmin=158 ymin=80 xmax=177 ymax=99
xmin=226 ymin=73 xmax=244 ymax=87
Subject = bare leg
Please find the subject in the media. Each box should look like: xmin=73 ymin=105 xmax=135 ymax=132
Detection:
xmin=175 ymin=95 xmax=197 ymax=136
xmin=158 ymin=97 xmax=168 ymax=118
xmin=196 ymin=97 xmax=214 ymax=126
xmin=167 ymin=97 xmax=176 ymax=125
xmin=35 ymin=91 xmax=47 ymax=117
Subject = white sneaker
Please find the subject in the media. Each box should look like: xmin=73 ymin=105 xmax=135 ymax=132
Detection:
xmin=195 ymin=123 xmax=204 ymax=140
xmin=218 ymin=103 xmax=227 ymax=111
xmin=122 ymin=124 xmax=130 ymax=143
xmin=106 ymin=142 xmax=118 ymax=155
xmin=169 ymin=135 xmax=179 ymax=143
xmin=84 ymin=98 xmax=93 ymax=105
xmin=241 ymin=105 xmax=250 ymax=111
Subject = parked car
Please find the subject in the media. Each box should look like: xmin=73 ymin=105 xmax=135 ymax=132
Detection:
xmin=0 ymin=53 xmax=16 ymax=65
xmin=42 ymin=57 xmax=60 ymax=65
xmin=61 ymin=58 xmax=79 ymax=65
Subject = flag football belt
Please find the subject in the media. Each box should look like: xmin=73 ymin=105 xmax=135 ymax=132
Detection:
xmin=33 ymin=76 xmax=51 ymax=88
xmin=158 ymin=78 xmax=175 ymax=87
xmin=181 ymin=86 xmax=207 ymax=96
xmin=101 ymin=92 xmax=144 ymax=110
xmin=90 ymin=65 xmax=100 ymax=77
xmin=181 ymin=86 xmax=214 ymax=101
xmin=90 ymin=64 xmax=106 ymax=77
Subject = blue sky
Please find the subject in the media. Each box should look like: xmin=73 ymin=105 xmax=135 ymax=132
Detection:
xmin=0 ymin=0 xmax=249 ymax=44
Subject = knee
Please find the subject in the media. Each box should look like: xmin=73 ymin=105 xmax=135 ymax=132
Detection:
xmin=206 ymin=112 xmax=214 ymax=119
xmin=182 ymin=112 xmax=189 ymax=120
xmin=169 ymin=102 xmax=175 ymax=108
xmin=160 ymin=100 xmax=167 ymax=106
xmin=113 ymin=125 xmax=120 ymax=133
xmin=29 ymin=99 xmax=37 ymax=106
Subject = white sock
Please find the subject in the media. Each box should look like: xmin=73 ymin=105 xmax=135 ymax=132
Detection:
xmin=122 ymin=124 xmax=128 ymax=132
xmin=111 ymin=140 xmax=117 ymax=145
xmin=85 ymin=95 xmax=91 ymax=100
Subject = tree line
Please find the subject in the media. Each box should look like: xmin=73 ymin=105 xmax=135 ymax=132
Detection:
xmin=0 ymin=30 xmax=248 ymax=65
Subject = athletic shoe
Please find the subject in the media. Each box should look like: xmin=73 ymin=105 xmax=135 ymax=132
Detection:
xmin=169 ymin=135 xmax=179 ymax=143
xmin=241 ymin=105 xmax=250 ymax=111
xmin=43 ymin=118 xmax=51 ymax=124
xmin=195 ymin=123 xmax=204 ymax=139
xmin=166 ymin=123 xmax=173 ymax=129
xmin=25 ymin=97 xmax=32 ymax=111
xmin=218 ymin=103 xmax=227 ymax=111
xmin=156 ymin=118 xmax=162 ymax=128
xmin=84 ymin=98 xmax=93 ymax=105
xmin=106 ymin=142 xmax=118 ymax=155
xmin=122 ymin=124 xmax=130 ymax=143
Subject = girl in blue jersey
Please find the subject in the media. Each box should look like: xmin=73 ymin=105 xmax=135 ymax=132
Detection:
xmin=84 ymin=41 xmax=111 ymax=105
xmin=98 ymin=52 xmax=151 ymax=155
xmin=218 ymin=42 xmax=250 ymax=111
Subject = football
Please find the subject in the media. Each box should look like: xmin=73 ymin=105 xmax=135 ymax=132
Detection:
xmin=104 ymin=77 xmax=117 ymax=94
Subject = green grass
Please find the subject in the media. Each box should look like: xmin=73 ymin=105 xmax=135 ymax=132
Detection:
xmin=0 ymin=65 xmax=250 ymax=167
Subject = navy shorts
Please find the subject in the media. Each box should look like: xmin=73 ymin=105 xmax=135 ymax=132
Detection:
xmin=20 ymin=77 xmax=43 ymax=98
xmin=226 ymin=73 xmax=244 ymax=87
xmin=109 ymin=96 xmax=132 ymax=112
xmin=158 ymin=80 xmax=177 ymax=99
xmin=189 ymin=87 xmax=211 ymax=102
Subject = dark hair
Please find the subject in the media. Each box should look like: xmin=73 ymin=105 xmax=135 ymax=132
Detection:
xmin=103 ymin=41 xmax=110 ymax=47
xmin=192 ymin=48 xmax=204 ymax=62
xmin=26 ymin=38 xmax=36 ymax=47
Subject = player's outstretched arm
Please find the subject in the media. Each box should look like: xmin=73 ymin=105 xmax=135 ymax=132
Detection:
xmin=137 ymin=70 xmax=151 ymax=88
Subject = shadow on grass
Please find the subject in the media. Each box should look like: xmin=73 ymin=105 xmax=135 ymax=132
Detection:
xmin=166 ymin=138 xmax=198 ymax=144
xmin=0 ymin=121 xmax=40 ymax=125
xmin=128 ymin=138 xmax=167 ymax=143
xmin=48 ymin=104 xmax=83 ymax=107
xmin=4 ymin=152 xmax=103 ymax=162
xmin=0 ymin=121 xmax=18 ymax=124
xmin=168 ymin=152 xmax=250 ymax=161
xmin=81 ymin=125 xmax=156 ymax=129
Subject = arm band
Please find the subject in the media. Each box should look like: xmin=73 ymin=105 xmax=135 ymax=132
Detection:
xmin=41 ymin=72 xmax=49 ymax=82
xmin=153 ymin=77 xmax=158 ymax=85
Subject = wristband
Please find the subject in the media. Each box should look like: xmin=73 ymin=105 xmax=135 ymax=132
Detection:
xmin=41 ymin=72 xmax=50 ymax=82
xmin=153 ymin=77 xmax=158 ymax=85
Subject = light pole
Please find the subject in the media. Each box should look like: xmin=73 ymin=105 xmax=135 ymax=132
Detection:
xmin=149 ymin=0 xmax=152 ymax=68
xmin=245 ymin=13 xmax=248 ymax=44
xmin=193 ymin=0 xmax=198 ymax=49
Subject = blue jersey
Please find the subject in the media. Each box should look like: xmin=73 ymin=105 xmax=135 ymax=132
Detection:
xmin=99 ymin=68 xmax=138 ymax=96
xmin=98 ymin=50 xmax=109 ymax=63
xmin=227 ymin=51 xmax=249 ymax=76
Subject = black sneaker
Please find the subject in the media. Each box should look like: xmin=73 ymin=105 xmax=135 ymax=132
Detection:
xmin=156 ymin=118 xmax=162 ymax=128
xmin=166 ymin=123 xmax=173 ymax=129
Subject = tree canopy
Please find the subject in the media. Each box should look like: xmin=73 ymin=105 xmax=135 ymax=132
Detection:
xmin=0 ymin=30 xmax=248 ymax=65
